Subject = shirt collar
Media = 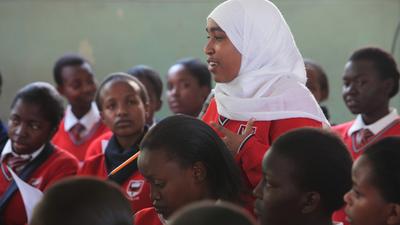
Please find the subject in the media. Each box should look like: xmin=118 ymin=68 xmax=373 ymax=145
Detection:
xmin=64 ymin=102 xmax=100 ymax=132
xmin=348 ymin=108 xmax=398 ymax=136
xmin=1 ymin=139 xmax=45 ymax=162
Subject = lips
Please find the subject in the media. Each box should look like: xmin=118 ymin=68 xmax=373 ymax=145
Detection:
xmin=115 ymin=120 xmax=133 ymax=127
xmin=207 ymin=58 xmax=219 ymax=72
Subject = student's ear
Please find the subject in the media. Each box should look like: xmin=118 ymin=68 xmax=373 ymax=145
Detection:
xmin=386 ymin=203 xmax=400 ymax=225
xmin=383 ymin=78 xmax=395 ymax=97
xmin=56 ymin=85 xmax=65 ymax=96
xmin=300 ymin=192 xmax=320 ymax=214
xmin=191 ymin=161 xmax=207 ymax=183
xmin=144 ymin=102 xmax=151 ymax=122
xmin=200 ymin=87 xmax=212 ymax=102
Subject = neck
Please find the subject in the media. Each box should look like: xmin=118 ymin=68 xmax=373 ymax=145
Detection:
xmin=362 ymin=106 xmax=390 ymax=125
xmin=71 ymin=104 xmax=91 ymax=119
xmin=116 ymin=134 xmax=141 ymax=151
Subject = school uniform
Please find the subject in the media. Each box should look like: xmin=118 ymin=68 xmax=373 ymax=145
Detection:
xmin=0 ymin=139 xmax=79 ymax=225
xmin=134 ymin=207 xmax=164 ymax=225
xmin=79 ymin=133 xmax=152 ymax=213
xmin=84 ymin=131 xmax=113 ymax=159
xmin=202 ymin=98 xmax=322 ymax=188
xmin=332 ymin=108 xmax=400 ymax=160
xmin=52 ymin=102 xmax=109 ymax=161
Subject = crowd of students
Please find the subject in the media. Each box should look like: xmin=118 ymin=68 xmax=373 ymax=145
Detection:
xmin=0 ymin=0 xmax=400 ymax=225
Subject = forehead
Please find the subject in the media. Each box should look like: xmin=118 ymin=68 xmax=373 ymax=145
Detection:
xmin=138 ymin=148 xmax=181 ymax=175
xmin=353 ymin=156 xmax=373 ymax=181
xmin=206 ymin=18 xmax=225 ymax=33
xmin=263 ymin=149 xmax=296 ymax=175
xmin=11 ymin=99 xmax=47 ymax=121
xmin=343 ymin=60 xmax=379 ymax=78
xmin=61 ymin=65 xmax=93 ymax=81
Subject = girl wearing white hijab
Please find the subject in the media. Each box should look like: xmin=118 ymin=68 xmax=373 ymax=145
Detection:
xmin=202 ymin=0 xmax=329 ymax=190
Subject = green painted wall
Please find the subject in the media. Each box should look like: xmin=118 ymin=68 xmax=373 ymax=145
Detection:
xmin=1 ymin=0 xmax=399 ymax=125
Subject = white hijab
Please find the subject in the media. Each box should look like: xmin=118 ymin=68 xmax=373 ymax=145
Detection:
xmin=208 ymin=0 xmax=329 ymax=126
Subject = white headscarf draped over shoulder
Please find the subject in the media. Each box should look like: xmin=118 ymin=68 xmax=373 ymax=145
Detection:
xmin=208 ymin=0 xmax=329 ymax=126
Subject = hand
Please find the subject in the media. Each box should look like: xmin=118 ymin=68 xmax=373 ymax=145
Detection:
xmin=211 ymin=118 xmax=255 ymax=155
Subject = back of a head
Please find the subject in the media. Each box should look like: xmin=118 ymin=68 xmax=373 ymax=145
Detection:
xmin=304 ymin=58 xmax=329 ymax=102
xmin=140 ymin=115 xmax=244 ymax=203
xmin=362 ymin=137 xmax=400 ymax=204
xmin=127 ymin=65 xmax=163 ymax=101
xmin=169 ymin=201 xmax=256 ymax=225
xmin=271 ymin=128 xmax=352 ymax=214
xmin=30 ymin=177 xmax=132 ymax=225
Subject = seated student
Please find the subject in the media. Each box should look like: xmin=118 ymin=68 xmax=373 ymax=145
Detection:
xmin=134 ymin=115 xmax=244 ymax=225
xmin=51 ymin=53 xmax=109 ymax=161
xmin=304 ymin=59 xmax=331 ymax=122
xmin=30 ymin=177 xmax=132 ymax=225
xmin=169 ymin=201 xmax=257 ymax=225
xmin=167 ymin=58 xmax=212 ymax=117
xmin=127 ymin=65 xmax=163 ymax=127
xmin=0 ymin=72 xmax=7 ymax=141
xmin=0 ymin=82 xmax=79 ymax=225
xmin=253 ymin=128 xmax=352 ymax=225
xmin=79 ymin=73 xmax=152 ymax=213
xmin=344 ymin=137 xmax=400 ymax=225
xmin=333 ymin=47 xmax=400 ymax=160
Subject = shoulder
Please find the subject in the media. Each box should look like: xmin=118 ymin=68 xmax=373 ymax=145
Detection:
xmin=332 ymin=121 xmax=354 ymax=133
xmin=134 ymin=207 xmax=160 ymax=225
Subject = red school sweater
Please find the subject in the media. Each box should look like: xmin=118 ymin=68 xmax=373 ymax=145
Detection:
xmin=52 ymin=118 xmax=109 ymax=161
xmin=0 ymin=145 xmax=79 ymax=225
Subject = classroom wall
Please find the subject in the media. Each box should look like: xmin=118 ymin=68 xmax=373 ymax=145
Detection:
xmin=0 ymin=0 xmax=399 ymax=125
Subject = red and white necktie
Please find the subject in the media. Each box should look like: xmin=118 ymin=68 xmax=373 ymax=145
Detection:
xmin=69 ymin=123 xmax=86 ymax=144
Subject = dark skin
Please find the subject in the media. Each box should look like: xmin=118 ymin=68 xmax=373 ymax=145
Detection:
xmin=342 ymin=60 xmax=393 ymax=125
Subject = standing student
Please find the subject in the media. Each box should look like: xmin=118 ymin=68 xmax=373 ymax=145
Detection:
xmin=332 ymin=47 xmax=400 ymax=160
xmin=127 ymin=65 xmax=163 ymax=127
xmin=344 ymin=137 xmax=400 ymax=225
xmin=167 ymin=58 xmax=211 ymax=117
xmin=80 ymin=73 xmax=152 ymax=214
xmin=51 ymin=53 xmax=109 ymax=161
xmin=134 ymin=115 xmax=244 ymax=225
xmin=253 ymin=128 xmax=352 ymax=225
xmin=0 ymin=72 xmax=7 ymax=141
xmin=202 ymin=0 xmax=327 ymax=192
xmin=304 ymin=59 xmax=331 ymax=122
xmin=0 ymin=82 xmax=79 ymax=225
xmin=30 ymin=177 xmax=133 ymax=225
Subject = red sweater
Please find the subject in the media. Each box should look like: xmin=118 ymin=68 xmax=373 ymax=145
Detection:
xmin=52 ymin=118 xmax=109 ymax=161
xmin=79 ymin=135 xmax=152 ymax=213
xmin=134 ymin=207 xmax=163 ymax=225
xmin=202 ymin=98 xmax=322 ymax=189
xmin=0 ymin=145 xmax=79 ymax=225
xmin=84 ymin=131 xmax=113 ymax=159
xmin=332 ymin=119 xmax=400 ymax=160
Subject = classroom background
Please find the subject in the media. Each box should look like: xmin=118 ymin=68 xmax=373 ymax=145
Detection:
xmin=1 ymin=0 xmax=399 ymax=124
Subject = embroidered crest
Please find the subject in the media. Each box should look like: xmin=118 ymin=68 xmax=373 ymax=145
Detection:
xmin=237 ymin=124 xmax=257 ymax=135
xmin=126 ymin=180 xmax=144 ymax=198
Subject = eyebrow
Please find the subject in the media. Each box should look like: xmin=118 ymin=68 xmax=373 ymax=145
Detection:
xmin=205 ymin=27 xmax=225 ymax=33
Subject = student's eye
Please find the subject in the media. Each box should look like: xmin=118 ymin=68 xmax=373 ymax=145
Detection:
xmin=105 ymin=102 xmax=116 ymax=110
xmin=128 ymin=98 xmax=138 ymax=105
xmin=9 ymin=117 xmax=20 ymax=126
xmin=351 ymin=188 xmax=362 ymax=199
xmin=183 ymin=82 xmax=191 ymax=88
xmin=30 ymin=123 xmax=41 ymax=130
xmin=154 ymin=180 xmax=166 ymax=189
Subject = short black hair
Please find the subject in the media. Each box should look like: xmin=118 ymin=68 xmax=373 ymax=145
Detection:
xmin=173 ymin=58 xmax=212 ymax=89
xmin=362 ymin=137 xmax=400 ymax=204
xmin=11 ymin=82 xmax=64 ymax=131
xmin=127 ymin=65 xmax=163 ymax=100
xmin=95 ymin=72 xmax=149 ymax=111
xmin=304 ymin=58 xmax=329 ymax=101
xmin=53 ymin=53 xmax=93 ymax=86
xmin=349 ymin=47 xmax=400 ymax=98
xmin=271 ymin=128 xmax=352 ymax=214
xmin=140 ymin=115 xmax=244 ymax=203
xmin=30 ymin=177 xmax=132 ymax=225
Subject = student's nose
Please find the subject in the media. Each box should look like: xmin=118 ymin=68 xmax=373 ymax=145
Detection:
xmin=253 ymin=179 xmax=263 ymax=199
xmin=204 ymin=40 xmax=215 ymax=56
xmin=343 ymin=190 xmax=352 ymax=206
xmin=116 ymin=104 xmax=128 ymax=116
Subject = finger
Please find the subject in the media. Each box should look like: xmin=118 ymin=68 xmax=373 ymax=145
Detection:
xmin=211 ymin=122 xmax=234 ymax=138
xmin=243 ymin=118 xmax=255 ymax=136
